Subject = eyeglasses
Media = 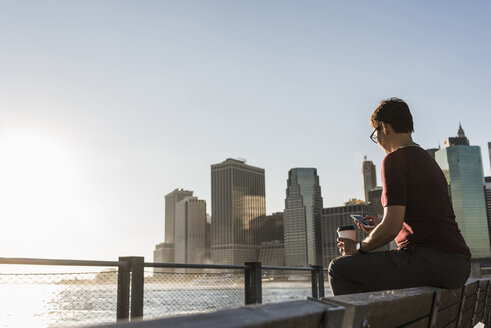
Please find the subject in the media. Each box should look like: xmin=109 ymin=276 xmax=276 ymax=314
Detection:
xmin=370 ymin=127 xmax=380 ymax=143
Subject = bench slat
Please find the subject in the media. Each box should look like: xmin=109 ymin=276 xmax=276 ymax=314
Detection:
xmin=441 ymin=319 xmax=457 ymax=328
xmin=461 ymin=306 xmax=475 ymax=326
xmin=436 ymin=302 xmax=460 ymax=328
xmin=439 ymin=287 xmax=463 ymax=309
xmin=400 ymin=316 xmax=430 ymax=328
xmin=463 ymin=293 xmax=477 ymax=312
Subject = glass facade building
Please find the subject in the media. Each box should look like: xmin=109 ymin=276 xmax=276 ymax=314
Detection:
xmin=435 ymin=127 xmax=490 ymax=258
xmin=284 ymin=168 xmax=323 ymax=266
xmin=211 ymin=159 xmax=266 ymax=265
xmin=362 ymin=156 xmax=377 ymax=202
xmin=488 ymin=142 xmax=491 ymax=170
xmin=367 ymin=187 xmax=384 ymax=218
xmin=251 ymin=212 xmax=284 ymax=245
xmin=485 ymin=177 xmax=491 ymax=252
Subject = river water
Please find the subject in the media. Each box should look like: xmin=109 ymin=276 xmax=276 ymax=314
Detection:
xmin=0 ymin=275 xmax=331 ymax=328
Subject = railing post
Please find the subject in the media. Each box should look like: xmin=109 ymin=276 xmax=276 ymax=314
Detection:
xmin=317 ymin=266 xmax=325 ymax=298
xmin=117 ymin=257 xmax=131 ymax=322
xmin=130 ymin=257 xmax=144 ymax=320
xmin=245 ymin=262 xmax=262 ymax=305
xmin=311 ymin=267 xmax=319 ymax=299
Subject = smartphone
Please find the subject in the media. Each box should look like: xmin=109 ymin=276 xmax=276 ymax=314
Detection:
xmin=350 ymin=214 xmax=375 ymax=227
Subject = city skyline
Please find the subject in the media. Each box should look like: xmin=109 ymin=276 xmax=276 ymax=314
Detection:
xmin=1 ymin=1 xmax=490 ymax=262
xmin=157 ymin=131 xmax=491 ymax=266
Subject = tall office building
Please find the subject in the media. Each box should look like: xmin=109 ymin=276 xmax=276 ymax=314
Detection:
xmin=284 ymin=168 xmax=323 ymax=266
xmin=211 ymin=158 xmax=266 ymax=265
xmin=253 ymin=212 xmax=285 ymax=266
xmin=154 ymin=188 xmax=194 ymax=266
xmin=485 ymin=177 xmax=491 ymax=251
xmin=488 ymin=142 xmax=491 ymax=170
xmin=154 ymin=189 xmax=209 ymax=271
xmin=435 ymin=125 xmax=491 ymax=258
xmin=321 ymin=203 xmax=385 ymax=266
xmin=258 ymin=241 xmax=285 ymax=266
xmin=153 ymin=242 xmax=175 ymax=267
xmin=205 ymin=214 xmax=211 ymax=261
xmin=251 ymin=212 xmax=284 ymax=245
xmin=367 ymin=187 xmax=384 ymax=218
xmin=426 ymin=148 xmax=440 ymax=160
xmin=165 ymin=189 xmax=194 ymax=243
xmin=362 ymin=156 xmax=377 ymax=202
xmin=175 ymin=196 xmax=207 ymax=265
xmin=443 ymin=123 xmax=469 ymax=147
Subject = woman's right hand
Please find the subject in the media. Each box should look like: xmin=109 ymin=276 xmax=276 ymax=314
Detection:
xmin=355 ymin=215 xmax=381 ymax=234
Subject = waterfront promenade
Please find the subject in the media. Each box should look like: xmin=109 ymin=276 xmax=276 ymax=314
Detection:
xmin=0 ymin=256 xmax=324 ymax=327
xmin=1 ymin=256 xmax=490 ymax=327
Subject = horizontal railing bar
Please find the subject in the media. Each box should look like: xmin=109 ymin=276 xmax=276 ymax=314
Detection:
xmin=144 ymin=262 xmax=247 ymax=270
xmin=263 ymin=265 xmax=315 ymax=271
xmin=0 ymin=257 xmax=125 ymax=267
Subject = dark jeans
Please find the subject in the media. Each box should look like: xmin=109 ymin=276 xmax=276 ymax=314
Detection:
xmin=328 ymin=246 xmax=471 ymax=296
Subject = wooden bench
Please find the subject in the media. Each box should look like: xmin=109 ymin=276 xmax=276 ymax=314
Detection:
xmin=319 ymin=280 xmax=489 ymax=327
xmin=95 ymin=279 xmax=491 ymax=328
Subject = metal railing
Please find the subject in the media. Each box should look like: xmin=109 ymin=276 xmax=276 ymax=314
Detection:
xmin=0 ymin=257 xmax=126 ymax=327
xmin=0 ymin=256 xmax=329 ymax=326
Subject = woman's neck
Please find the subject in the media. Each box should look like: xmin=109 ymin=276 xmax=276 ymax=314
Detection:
xmin=389 ymin=134 xmax=418 ymax=153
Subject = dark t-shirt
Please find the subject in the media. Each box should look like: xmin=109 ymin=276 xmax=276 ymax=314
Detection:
xmin=381 ymin=145 xmax=471 ymax=256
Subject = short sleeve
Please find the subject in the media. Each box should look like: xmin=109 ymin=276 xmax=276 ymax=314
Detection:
xmin=381 ymin=152 xmax=407 ymax=207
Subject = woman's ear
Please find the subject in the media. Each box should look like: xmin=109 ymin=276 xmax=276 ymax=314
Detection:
xmin=380 ymin=121 xmax=390 ymax=135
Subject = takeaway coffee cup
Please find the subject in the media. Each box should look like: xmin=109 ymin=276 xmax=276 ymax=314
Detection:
xmin=337 ymin=226 xmax=356 ymax=240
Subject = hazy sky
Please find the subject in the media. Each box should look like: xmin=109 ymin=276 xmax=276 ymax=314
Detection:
xmin=1 ymin=1 xmax=490 ymax=262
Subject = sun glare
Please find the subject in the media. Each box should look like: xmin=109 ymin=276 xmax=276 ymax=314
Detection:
xmin=0 ymin=131 xmax=85 ymax=257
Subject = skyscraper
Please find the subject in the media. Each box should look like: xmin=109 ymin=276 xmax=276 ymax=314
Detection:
xmin=165 ymin=189 xmax=194 ymax=244
xmin=485 ymin=177 xmax=491 ymax=251
xmin=367 ymin=187 xmax=384 ymax=218
xmin=174 ymin=196 xmax=207 ymax=265
xmin=154 ymin=189 xmax=208 ymax=270
xmin=426 ymin=148 xmax=440 ymax=160
xmin=435 ymin=124 xmax=491 ymax=258
xmin=211 ymin=158 xmax=266 ymax=265
xmin=284 ymin=168 xmax=323 ymax=266
xmin=153 ymin=242 xmax=174 ymax=267
xmin=154 ymin=188 xmax=194 ymax=267
xmin=362 ymin=156 xmax=377 ymax=202
xmin=443 ymin=123 xmax=469 ymax=147
xmin=488 ymin=142 xmax=491 ymax=170
xmin=253 ymin=212 xmax=285 ymax=266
